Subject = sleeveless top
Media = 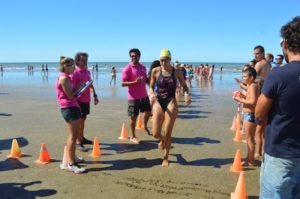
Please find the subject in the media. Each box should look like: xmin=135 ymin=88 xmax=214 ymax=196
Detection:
xmin=156 ymin=67 xmax=177 ymax=99
xmin=56 ymin=72 xmax=79 ymax=108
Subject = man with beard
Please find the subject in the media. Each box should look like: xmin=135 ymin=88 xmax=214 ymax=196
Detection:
xmin=256 ymin=16 xmax=300 ymax=199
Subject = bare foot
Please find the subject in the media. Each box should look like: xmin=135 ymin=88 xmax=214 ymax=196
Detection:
xmin=162 ymin=158 xmax=169 ymax=167
xmin=144 ymin=127 xmax=152 ymax=136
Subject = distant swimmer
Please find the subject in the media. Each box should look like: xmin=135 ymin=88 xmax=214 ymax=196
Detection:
xmin=95 ymin=63 xmax=98 ymax=72
xmin=253 ymin=45 xmax=271 ymax=79
xmin=208 ymin=64 xmax=215 ymax=80
xmin=110 ymin=66 xmax=117 ymax=85
xmin=0 ymin=64 xmax=3 ymax=76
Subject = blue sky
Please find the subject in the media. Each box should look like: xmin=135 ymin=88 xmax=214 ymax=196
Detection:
xmin=0 ymin=0 xmax=299 ymax=63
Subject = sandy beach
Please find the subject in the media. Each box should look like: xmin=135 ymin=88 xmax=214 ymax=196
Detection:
xmin=0 ymin=75 xmax=260 ymax=199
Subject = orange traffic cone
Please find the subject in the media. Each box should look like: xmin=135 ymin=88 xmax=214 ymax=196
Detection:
xmin=118 ymin=122 xmax=128 ymax=140
xmin=233 ymin=113 xmax=242 ymax=142
xmin=7 ymin=139 xmax=22 ymax=159
xmin=89 ymin=136 xmax=101 ymax=158
xmin=230 ymin=116 xmax=237 ymax=131
xmin=231 ymin=172 xmax=247 ymax=199
xmin=230 ymin=149 xmax=243 ymax=173
xmin=136 ymin=115 xmax=143 ymax=129
xmin=35 ymin=143 xmax=51 ymax=164
xmin=233 ymin=128 xmax=242 ymax=142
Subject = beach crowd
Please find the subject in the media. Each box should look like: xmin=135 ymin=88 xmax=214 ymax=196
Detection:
xmin=52 ymin=16 xmax=300 ymax=198
xmin=232 ymin=17 xmax=300 ymax=198
xmin=1 ymin=16 xmax=299 ymax=199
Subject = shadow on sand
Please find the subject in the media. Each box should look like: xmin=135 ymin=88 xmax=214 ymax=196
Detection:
xmin=101 ymin=137 xmax=220 ymax=154
xmin=101 ymin=140 xmax=158 ymax=154
xmin=170 ymin=154 xmax=233 ymax=168
xmin=0 ymin=113 xmax=12 ymax=116
xmin=177 ymin=115 xmax=208 ymax=119
xmin=86 ymin=157 xmax=162 ymax=172
xmin=172 ymin=137 xmax=220 ymax=145
xmin=0 ymin=158 xmax=29 ymax=172
xmin=0 ymin=137 xmax=29 ymax=151
xmin=178 ymin=110 xmax=212 ymax=114
xmin=177 ymin=108 xmax=212 ymax=119
xmin=178 ymin=105 xmax=202 ymax=109
xmin=0 ymin=181 xmax=57 ymax=199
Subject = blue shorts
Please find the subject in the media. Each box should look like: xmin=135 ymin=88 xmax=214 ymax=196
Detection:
xmin=61 ymin=107 xmax=81 ymax=122
xmin=244 ymin=112 xmax=255 ymax=123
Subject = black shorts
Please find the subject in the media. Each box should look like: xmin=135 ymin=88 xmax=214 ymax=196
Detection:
xmin=128 ymin=97 xmax=151 ymax=117
xmin=78 ymin=101 xmax=90 ymax=118
xmin=61 ymin=107 xmax=81 ymax=122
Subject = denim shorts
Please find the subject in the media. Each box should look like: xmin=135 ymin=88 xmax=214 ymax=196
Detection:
xmin=260 ymin=153 xmax=300 ymax=199
xmin=61 ymin=107 xmax=81 ymax=122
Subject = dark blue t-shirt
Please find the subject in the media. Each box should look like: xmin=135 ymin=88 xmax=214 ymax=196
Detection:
xmin=262 ymin=61 xmax=300 ymax=158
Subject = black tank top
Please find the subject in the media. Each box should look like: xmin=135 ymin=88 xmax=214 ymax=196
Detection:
xmin=156 ymin=67 xmax=177 ymax=99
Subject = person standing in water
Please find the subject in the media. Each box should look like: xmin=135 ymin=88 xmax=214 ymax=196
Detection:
xmin=110 ymin=66 xmax=117 ymax=85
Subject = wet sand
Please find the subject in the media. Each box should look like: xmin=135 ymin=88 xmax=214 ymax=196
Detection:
xmin=0 ymin=82 xmax=260 ymax=199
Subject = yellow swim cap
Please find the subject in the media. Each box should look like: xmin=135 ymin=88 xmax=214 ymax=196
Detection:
xmin=160 ymin=48 xmax=171 ymax=59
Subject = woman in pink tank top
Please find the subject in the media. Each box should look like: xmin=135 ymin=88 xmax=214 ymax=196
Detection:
xmin=55 ymin=56 xmax=85 ymax=174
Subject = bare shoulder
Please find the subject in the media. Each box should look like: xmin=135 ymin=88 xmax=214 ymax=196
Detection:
xmin=255 ymin=61 xmax=263 ymax=69
xmin=258 ymin=59 xmax=270 ymax=68
xmin=152 ymin=67 xmax=160 ymax=74
xmin=59 ymin=76 xmax=69 ymax=84
xmin=249 ymin=82 xmax=260 ymax=91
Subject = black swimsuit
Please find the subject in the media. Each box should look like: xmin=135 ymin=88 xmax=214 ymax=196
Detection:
xmin=156 ymin=67 xmax=177 ymax=111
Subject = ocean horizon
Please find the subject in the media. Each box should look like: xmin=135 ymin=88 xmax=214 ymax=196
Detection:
xmin=0 ymin=61 xmax=245 ymax=73
xmin=0 ymin=61 xmax=241 ymax=100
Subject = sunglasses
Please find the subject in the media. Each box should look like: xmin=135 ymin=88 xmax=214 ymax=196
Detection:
xmin=130 ymin=55 xmax=139 ymax=58
xmin=280 ymin=39 xmax=284 ymax=47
